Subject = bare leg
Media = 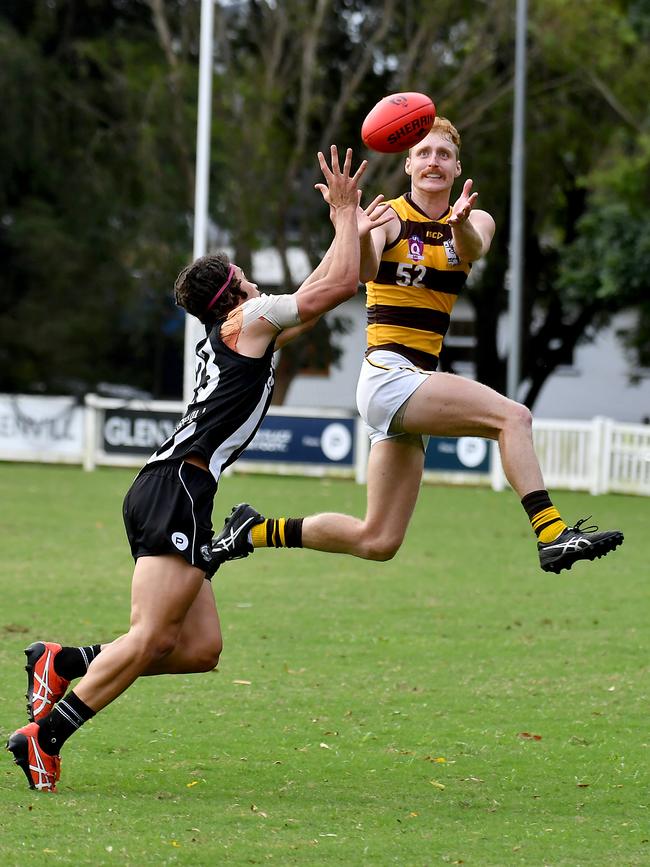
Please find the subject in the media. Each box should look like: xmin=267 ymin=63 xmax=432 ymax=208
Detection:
xmin=45 ymin=579 xmax=221 ymax=685
xmin=300 ymin=372 xmax=542 ymax=560
xmin=74 ymin=554 xmax=206 ymax=712
xmin=402 ymin=372 xmax=544 ymax=497
xmin=143 ymin=579 xmax=223 ymax=675
xmin=302 ymin=437 xmax=424 ymax=560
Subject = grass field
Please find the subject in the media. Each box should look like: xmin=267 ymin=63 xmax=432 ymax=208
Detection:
xmin=0 ymin=463 xmax=648 ymax=866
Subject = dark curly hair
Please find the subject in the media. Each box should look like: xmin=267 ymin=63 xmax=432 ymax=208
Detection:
xmin=174 ymin=252 xmax=248 ymax=325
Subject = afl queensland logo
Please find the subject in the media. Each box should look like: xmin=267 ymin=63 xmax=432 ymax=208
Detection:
xmin=408 ymin=235 xmax=425 ymax=262
xmin=171 ymin=531 xmax=189 ymax=551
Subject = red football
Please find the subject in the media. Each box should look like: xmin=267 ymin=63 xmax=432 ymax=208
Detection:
xmin=361 ymin=92 xmax=436 ymax=154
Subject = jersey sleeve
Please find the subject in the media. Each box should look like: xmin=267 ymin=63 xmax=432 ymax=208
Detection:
xmin=240 ymin=293 xmax=301 ymax=330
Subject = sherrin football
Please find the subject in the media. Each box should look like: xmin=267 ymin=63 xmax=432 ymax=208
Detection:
xmin=361 ymin=92 xmax=436 ymax=154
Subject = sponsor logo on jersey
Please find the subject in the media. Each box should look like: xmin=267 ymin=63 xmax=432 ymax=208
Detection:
xmin=444 ymin=238 xmax=460 ymax=266
xmin=408 ymin=235 xmax=425 ymax=262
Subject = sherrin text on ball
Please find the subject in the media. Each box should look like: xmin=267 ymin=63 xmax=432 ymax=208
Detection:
xmin=361 ymin=92 xmax=436 ymax=154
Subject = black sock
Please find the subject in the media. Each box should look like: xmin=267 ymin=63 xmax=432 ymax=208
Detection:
xmin=37 ymin=690 xmax=96 ymax=756
xmin=54 ymin=645 xmax=102 ymax=680
xmin=284 ymin=518 xmax=304 ymax=548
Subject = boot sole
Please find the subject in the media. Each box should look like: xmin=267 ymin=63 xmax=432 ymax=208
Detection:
xmin=6 ymin=732 xmax=35 ymax=790
xmin=541 ymin=532 xmax=624 ymax=574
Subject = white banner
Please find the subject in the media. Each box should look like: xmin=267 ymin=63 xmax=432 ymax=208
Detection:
xmin=0 ymin=394 xmax=85 ymax=463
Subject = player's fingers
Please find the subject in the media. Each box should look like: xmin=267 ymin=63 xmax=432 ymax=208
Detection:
xmin=369 ymin=202 xmax=391 ymax=220
xmin=342 ymin=147 xmax=353 ymax=178
xmin=351 ymin=158 xmax=368 ymax=183
xmin=314 ymin=183 xmax=331 ymax=201
xmin=330 ymin=144 xmax=341 ymax=175
xmin=317 ymin=150 xmax=333 ymax=179
xmin=373 ymin=206 xmax=394 ymax=226
xmin=366 ymin=201 xmax=387 ymax=219
xmin=363 ymin=193 xmax=385 ymax=214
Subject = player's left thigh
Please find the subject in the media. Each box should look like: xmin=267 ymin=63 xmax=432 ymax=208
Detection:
xmin=402 ymin=372 xmax=522 ymax=438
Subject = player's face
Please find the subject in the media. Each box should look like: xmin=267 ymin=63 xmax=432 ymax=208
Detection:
xmin=405 ymin=132 xmax=461 ymax=194
xmin=234 ymin=265 xmax=260 ymax=300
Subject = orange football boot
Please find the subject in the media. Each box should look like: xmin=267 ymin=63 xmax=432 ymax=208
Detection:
xmin=24 ymin=642 xmax=70 ymax=722
xmin=6 ymin=722 xmax=61 ymax=792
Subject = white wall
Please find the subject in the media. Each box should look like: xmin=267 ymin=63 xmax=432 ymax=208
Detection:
xmin=532 ymin=314 xmax=650 ymax=422
xmin=285 ymin=293 xmax=367 ymax=411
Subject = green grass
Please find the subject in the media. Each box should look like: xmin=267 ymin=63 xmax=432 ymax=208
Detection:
xmin=0 ymin=463 xmax=648 ymax=866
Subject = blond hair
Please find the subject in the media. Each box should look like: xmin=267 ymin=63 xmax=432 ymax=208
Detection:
xmin=408 ymin=116 xmax=461 ymax=155
xmin=432 ymin=116 xmax=461 ymax=150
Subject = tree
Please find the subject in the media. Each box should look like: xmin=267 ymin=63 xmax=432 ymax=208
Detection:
xmin=1 ymin=0 xmax=648 ymax=410
xmin=0 ymin=0 xmax=197 ymax=397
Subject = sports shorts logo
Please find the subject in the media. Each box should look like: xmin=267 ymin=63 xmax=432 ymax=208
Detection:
xmin=171 ymin=532 xmax=189 ymax=551
xmin=200 ymin=544 xmax=213 ymax=562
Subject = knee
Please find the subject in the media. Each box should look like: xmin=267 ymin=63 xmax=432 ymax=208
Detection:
xmin=504 ymin=400 xmax=533 ymax=436
xmin=130 ymin=627 xmax=180 ymax=666
xmin=360 ymin=531 xmax=402 ymax=562
xmin=192 ymin=636 xmax=223 ymax=673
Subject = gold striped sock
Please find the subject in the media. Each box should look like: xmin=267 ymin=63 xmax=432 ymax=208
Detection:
xmin=532 ymin=507 xmax=567 ymax=543
xmin=251 ymin=519 xmax=286 ymax=548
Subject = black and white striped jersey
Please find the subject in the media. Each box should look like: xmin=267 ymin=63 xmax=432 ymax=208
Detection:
xmin=147 ymin=294 xmax=298 ymax=482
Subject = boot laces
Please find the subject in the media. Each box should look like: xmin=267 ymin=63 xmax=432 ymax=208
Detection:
xmin=572 ymin=516 xmax=598 ymax=534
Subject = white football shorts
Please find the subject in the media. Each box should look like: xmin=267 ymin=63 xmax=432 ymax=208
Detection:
xmin=356 ymin=350 xmax=432 ymax=448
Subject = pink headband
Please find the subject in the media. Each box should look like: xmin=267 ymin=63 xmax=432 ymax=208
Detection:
xmin=205 ymin=264 xmax=236 ymax=311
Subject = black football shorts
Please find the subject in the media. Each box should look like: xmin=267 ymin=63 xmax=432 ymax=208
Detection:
xmin=123 ymin=460 xmax=218 ymax=577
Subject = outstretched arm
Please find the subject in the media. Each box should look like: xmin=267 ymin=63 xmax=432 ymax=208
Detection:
xmin=290 ymin=146 xmax=363 ymax=321
xmin=315 ymin=179 xmax=395 ymax=285
xmin=276 ymin=193 xmax=392 ymax=349
xmin=448 ymin=179 xmax=495 ymax=262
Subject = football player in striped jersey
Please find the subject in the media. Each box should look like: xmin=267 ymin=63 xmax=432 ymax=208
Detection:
xmin=212 ymin=118 xmax=623 ymax=575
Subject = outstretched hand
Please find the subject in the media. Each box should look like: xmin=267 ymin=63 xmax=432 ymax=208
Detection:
xmin=315 ymin=146 xmax=392 ymax=237
xmin=448 ymin=178 xmax=479 ymax=226
xmin=314 ymin=145 xmax=367 ymax=211
xmin=357 ymin=193 xmax=393 ymax=237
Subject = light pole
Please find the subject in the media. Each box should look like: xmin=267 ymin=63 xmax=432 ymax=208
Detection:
xmin=183 ymin=0 xmax=215 ymax=404
xmin=506 ymin=0 xmax=528 ymax=401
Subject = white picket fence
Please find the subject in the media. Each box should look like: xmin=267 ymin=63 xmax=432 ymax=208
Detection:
xmin=491 ymin=416 xmax=650 ymax=496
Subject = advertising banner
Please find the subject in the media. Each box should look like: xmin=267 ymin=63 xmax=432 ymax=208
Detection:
xmin=0 ymin=395 xmax=84 ymax=462
xmin=425 ymin=436 xmax=491 ymax=474
xmin=102 ymin=408 xmax=181 ymax=456
xmin=99 ymin=407 xmax=355 ymax=468
xmin=243 ymin=415 xmax=355 ymax=466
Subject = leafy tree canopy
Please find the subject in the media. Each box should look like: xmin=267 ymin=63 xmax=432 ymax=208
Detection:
xmin=0 ymin=0 xmax=648 ymax=407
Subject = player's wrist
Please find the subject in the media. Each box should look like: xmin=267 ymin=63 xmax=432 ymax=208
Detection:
xmin=331 ymin=201 xmax=357 ymax=212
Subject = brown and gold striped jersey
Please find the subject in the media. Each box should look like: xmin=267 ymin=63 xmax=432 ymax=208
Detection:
xmin=365 ymin=193 xmax=471 ymax=370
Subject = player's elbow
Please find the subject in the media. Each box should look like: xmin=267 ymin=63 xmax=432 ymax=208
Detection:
xmin=359 ymin=265 xmax=378 ymax=284
xmin=303 ymin=277 xmax=357 ymax=319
